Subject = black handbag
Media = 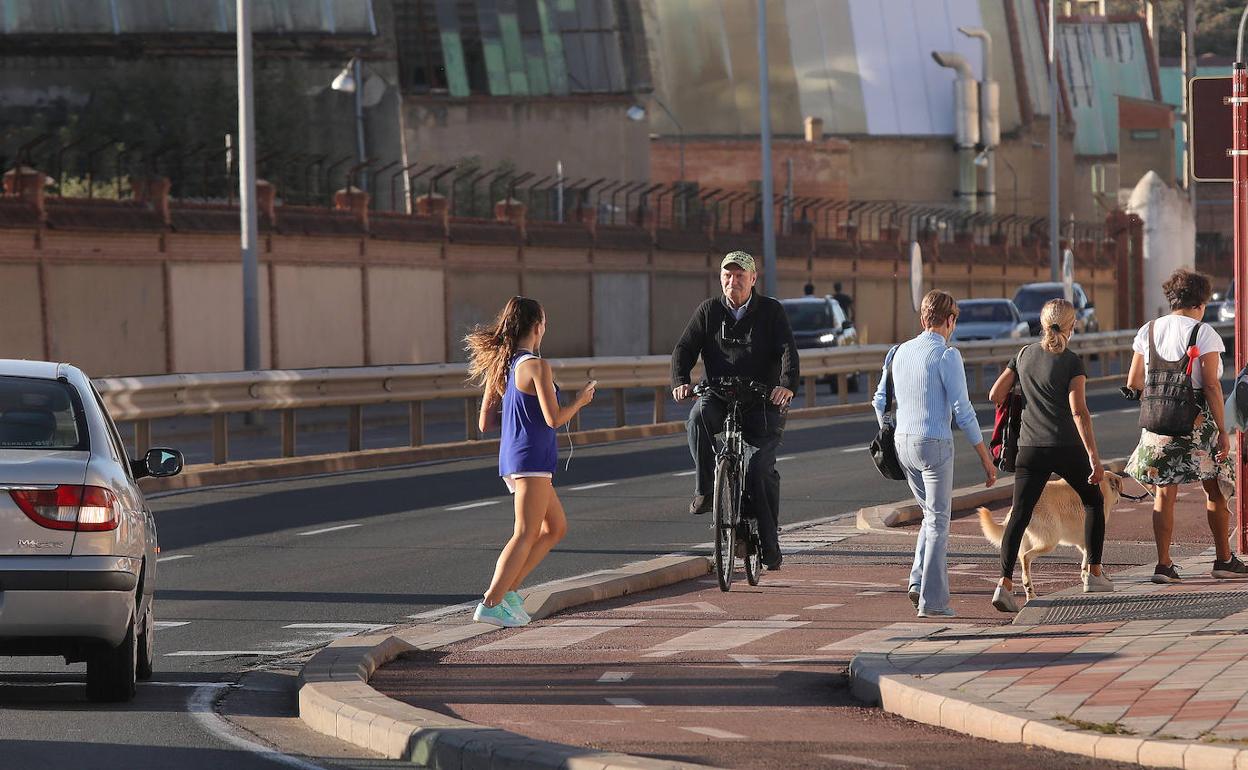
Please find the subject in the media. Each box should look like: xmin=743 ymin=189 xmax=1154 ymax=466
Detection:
xmin=870 ymin=348 xmax=907 ymax=480
xmin=1139 ymin=321 xmax=1203 ymax=437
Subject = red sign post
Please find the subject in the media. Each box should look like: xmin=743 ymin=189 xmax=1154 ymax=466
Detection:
xmin=1190 ymin=69 xmax=1248 ymax=552
xmin=1235 ymin=64 xmax=1248 ymax=554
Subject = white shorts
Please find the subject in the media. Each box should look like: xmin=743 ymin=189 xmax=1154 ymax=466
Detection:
xmin=503 ymin=472 xmax=553 ymax=494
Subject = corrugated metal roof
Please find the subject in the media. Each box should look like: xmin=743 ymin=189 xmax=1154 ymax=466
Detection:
xmin=0 ymin=0 xmax=377 ymax=35
xmin=647 ymin=0 xmax=1029 ymax=138
xmin=1057 ymin=19 xmax=1156 ymax=157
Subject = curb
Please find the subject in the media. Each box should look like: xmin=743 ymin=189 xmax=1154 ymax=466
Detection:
xmin=848 ymin=635 xmax=1245 ymax=770
xmin=855 ymin=457 xmax=1131 ymax=532
xmin=847 ymin=549 xmax=1237 ymax=769
xmin=298 ymin=554 xmax=716 ymax=768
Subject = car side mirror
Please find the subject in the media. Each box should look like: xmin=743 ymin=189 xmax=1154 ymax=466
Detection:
xmin=133 ymin=448 xmax=184 ymax=479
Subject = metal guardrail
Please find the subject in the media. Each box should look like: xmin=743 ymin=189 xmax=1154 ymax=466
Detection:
xmin=95 ymin=323 xmax=1232 ymax=466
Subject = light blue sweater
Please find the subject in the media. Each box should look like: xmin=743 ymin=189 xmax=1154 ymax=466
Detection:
xmin=872 ymin=331 xmax=983 ymax=446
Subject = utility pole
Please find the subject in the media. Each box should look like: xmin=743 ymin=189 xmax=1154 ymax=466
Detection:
xmin=1182 ymin=0 xmax=1196 ymax=205
xmin=757 ymin=0 xmax=777 ymax=297
xmin=1049 ymin=0 xmax=1060 ymax=282
xmin=237 ymin=0 xmax=261 ymax=372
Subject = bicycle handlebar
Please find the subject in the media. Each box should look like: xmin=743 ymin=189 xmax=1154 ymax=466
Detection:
xmin=692 ymin=377 xmax=773 ymax=403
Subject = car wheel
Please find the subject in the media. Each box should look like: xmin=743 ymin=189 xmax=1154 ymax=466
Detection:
xmin=137 ymin=601 xmax=155 ymax=681
xmin=86 ymin=614 xmax=138 ymax=702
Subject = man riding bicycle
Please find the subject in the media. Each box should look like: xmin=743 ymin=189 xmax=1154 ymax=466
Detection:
xmin=671 ymin=251 xmax=799 ymax=570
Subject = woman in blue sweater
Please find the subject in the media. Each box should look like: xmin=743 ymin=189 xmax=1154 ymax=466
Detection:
xmin=465 ymin=297 xmax=596 ymax=627
xmin=874 ymin=290 xmax=997 ymax=617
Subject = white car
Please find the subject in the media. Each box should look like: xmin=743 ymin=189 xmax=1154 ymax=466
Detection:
xmin=0 ymin=360 xmax=182 ymax=701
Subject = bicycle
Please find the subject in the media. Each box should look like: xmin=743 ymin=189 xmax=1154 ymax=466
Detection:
xmin=692 ymin=377 xmax=773 ymax=591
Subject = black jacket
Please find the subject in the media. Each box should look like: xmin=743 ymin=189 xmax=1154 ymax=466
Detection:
xmin=670 ymin=291 xmax=800 ymax=391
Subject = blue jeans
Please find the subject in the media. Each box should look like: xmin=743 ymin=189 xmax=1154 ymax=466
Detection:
xmin=897 ymin=435 xmax=955 ymax=613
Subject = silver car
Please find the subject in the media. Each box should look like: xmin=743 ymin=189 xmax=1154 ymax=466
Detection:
xmin=0 ymin=360 xmax=182 ymax=701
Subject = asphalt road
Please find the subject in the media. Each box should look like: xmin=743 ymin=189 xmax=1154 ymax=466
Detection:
xmin=0 ymin=385 xmax=1175 ymax=769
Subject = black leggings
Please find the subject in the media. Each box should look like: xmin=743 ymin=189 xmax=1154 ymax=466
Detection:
xmin=1000 ymin=446 xmax=1105 ymax=579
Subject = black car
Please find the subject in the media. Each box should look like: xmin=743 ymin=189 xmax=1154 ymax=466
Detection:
xmin=780 ymin=296 xmax=858 ymax=392
xmin=1012 ymin=282 xmax=1099 ymax=336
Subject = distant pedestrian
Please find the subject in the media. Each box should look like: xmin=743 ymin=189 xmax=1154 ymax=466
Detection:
xmin=874 ymin=290 xmax=996 ymax=618
xmin=988 ymin=298 xmax=1111 ymax=614
xmin=833 ymin=282 xmax=854 ymax=323
xmin=803 ymin=282 xmax=815 ymax=296
xmin=465 ymin=296 xmax=597 ymax=627
xmin=1123 ymin=269 xmax=1244 ymax=583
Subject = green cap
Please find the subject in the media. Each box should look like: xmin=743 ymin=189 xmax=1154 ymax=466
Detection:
xmin=720 ymin=250 xmax=756 ymax=272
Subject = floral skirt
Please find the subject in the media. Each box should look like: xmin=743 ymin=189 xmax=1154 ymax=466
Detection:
xmin=1125 ymin=400 xmax=1235 ymax=488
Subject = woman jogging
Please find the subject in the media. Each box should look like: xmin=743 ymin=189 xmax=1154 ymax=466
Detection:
xmin=988 ymin=298 xmax=1111 ymax=613
xmin=465 ymin=296 xmax=596 ymax=627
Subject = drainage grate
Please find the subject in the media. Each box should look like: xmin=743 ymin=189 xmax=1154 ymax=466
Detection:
xmin=1034 ymin=591 xmax=1248 ymax=625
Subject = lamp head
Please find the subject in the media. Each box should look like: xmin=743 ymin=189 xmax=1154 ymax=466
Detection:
xmin=331 ymin=61 xmax=357 ymax=93
xmin=626 ymin=104 xmax=646 ymax=122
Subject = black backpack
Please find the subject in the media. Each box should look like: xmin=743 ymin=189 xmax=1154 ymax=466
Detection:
xmin=1138 ymin=320 xmax=1203 ymax=437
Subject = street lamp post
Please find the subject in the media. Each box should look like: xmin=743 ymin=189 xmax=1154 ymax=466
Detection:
xmin=236 ymin=0 xmax=261 ymax=372
xmin=1049 ymin=0 xmax=1060 ymax=281
xmin=628 ymin=99 xmax=684 ymax=181
xmin=332 ymin=57 xmax=368 ymax=193
xmin=757 ymin=0 xmax=777 ymax=297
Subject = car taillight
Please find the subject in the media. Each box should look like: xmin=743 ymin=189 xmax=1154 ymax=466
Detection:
xmin=9 ymin=485 xmax=119 ymax=532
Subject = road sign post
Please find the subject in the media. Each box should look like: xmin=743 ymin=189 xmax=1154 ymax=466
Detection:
xmin=1235 ymin=64 xmax=1247 ymax=554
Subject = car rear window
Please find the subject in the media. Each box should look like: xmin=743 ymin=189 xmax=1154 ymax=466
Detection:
xmin=782 ymin=302 xmax=833 ymax=331
xmin=1013 ymin=287 xmax=1062 ymax=312
xmin=0 ymin=376 xmax=87 ymax=450
xmin=959 ymin=303 xmax=1013 ymax=323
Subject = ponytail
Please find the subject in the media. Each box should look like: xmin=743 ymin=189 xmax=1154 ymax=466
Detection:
xmin=1039 ymin=299 xmax=1076 ymax=354
xmin=465 ymin=297 xmax=544 ymax=398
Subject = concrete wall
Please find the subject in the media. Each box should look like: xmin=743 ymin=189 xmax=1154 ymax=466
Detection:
xmin=445 ymin=270 xmax=522 ymax=363
xmin=273 ymin=266 xmax=365 ymax=369
xmin=168 ymin=262 xmax=273 ymax=372
xmin=46 ymin=263 xmax=166 ymax=376
xmin=404 ymin=99 xmax=650 ymax=184
xmin=0 ymin=261 xmax=44 ymax=361
xmin=366 ymin=266 xmax=446 ymax=365
xmin=527 ymin=272 xmax=592 ymax=358
xmin=0 ymin=222 xmax=1122 ymax=376
xmin=593 ymin=273 xmax=651 ymax=357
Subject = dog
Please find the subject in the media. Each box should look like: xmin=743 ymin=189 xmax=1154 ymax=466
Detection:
xmin=978 ymin=473 xmax=1124 ymax=600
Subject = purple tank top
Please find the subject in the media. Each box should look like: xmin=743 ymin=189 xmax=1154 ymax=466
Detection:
xmin=499 ymin=351 xmax=558 ymax=477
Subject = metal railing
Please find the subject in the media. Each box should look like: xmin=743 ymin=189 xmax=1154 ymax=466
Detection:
xmin=98 ymin=325 xmax=1227 ymax=468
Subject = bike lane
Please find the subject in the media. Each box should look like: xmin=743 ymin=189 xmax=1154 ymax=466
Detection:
xmin=370 ymin=517 xmax=1146 ymax=769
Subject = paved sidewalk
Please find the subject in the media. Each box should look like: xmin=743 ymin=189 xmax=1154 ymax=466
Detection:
xmin=369 ymin=516 xmax=1139 ymax=769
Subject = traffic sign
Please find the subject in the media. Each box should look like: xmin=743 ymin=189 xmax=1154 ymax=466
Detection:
xmin=1190 ymin=75 xmax=1234 ymax=182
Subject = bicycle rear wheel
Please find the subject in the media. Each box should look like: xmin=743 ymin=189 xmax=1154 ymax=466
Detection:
xmin=744 ymin=519 xmax=762 ymax=586
xmin=712 ymin=456 xmax=738 ymax=592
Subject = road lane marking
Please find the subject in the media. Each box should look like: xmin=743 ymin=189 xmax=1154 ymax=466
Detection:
xmin=776 ymin=455 xmax=795 ymax=462
xmin=766 ymin=614 xmax=799 ymax=621
xmin=568 ymin=482 xmax=616 ymax=491
xmin=166 ymin=650 xmax=288 ymax=657
xmin=645 ymin=620 xmax=808 ymax=653
xmin=613 ymin=601 xmax=725 ymax=614
xmin=157 ymin=554 xmax=194 ymax=563
xmin=297 ymin=524 xmax=361 ymax=537
xmin=282 ymin=623 xmax=390 ymax=631
xmin=672 ymin=470 xmax=697 ymax=477
xmin=804 ymin=603 xmax=844 ymax=611
xmin=606 ymin=697 xmax=645 ymax=708
xmin=474 ymin=619 xmax=641 ymax=651
xmin=154 ymin=621 xmax=190 ymax=630
xmin=445 ymin=500 xmax=501 ymax=511
xmin=189 ymin=684 xmax=327 ymax=770
xmin=682 ymin=727 xmax=746 ymax=740
xmin=598 ymin=671 xmax=633 ymax=683
xmin=840 ymin=446 xmax=865 ymax=453
xmin=819 ymin=755 xmax=906 ymax=769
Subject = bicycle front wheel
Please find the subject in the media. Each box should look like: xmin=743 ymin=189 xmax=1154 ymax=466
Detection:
xmin=712 ymin=455 xmax=739 ymax=592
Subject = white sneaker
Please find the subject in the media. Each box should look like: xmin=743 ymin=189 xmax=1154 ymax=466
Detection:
xmin=992 ymin=584 xmax=1020 ymax=613
xmin=1083 ymin=572 xmax=1115 ymax=593
xmin=473 ymin=601 xmax=527 ymax=628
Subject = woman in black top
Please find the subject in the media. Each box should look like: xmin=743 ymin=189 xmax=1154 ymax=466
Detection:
xmin=987 ymin=299 xmax=1110 ymax=613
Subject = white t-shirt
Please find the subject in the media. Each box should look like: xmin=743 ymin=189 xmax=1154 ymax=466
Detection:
xmin=1132 ymin=315 xmax=1224 ymax=389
